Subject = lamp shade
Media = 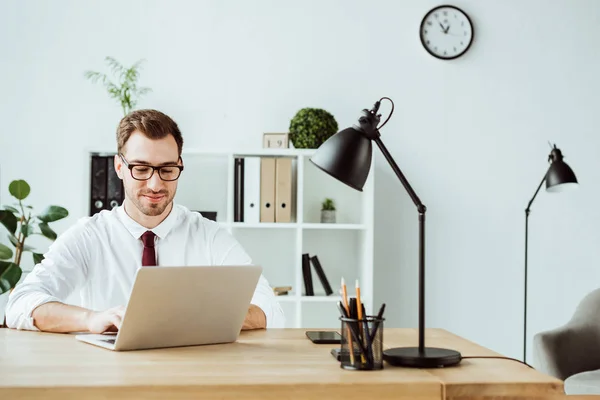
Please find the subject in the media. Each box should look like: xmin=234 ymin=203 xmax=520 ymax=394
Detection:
xmin=546 ymin=148 xmax=578 ymax=193
xmin=309 ymin=126 xmax=373 ymax=192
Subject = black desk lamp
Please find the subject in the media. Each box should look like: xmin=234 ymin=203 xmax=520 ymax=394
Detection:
xmin=523 ymin=144 xmax=578 ymax=363
xmin=310 ymin=97 xmax=462 ymax=368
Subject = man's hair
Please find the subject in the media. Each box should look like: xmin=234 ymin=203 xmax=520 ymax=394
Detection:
xmin=116 ymin=109 xmax=184 ymax=156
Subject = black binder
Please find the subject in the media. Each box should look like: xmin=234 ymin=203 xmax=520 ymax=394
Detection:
xmin=310 ymin=255 xmax=333 ymax=296
xmin=90 ymin=155 xmax=107 ymax=216
xmin=302 ymin=253 xmax=314 ymax=296
xmin=107 ymin=158 xmax=124 ymax=209
xmin=233 ymin=157 xmax=244 ymax=222
xmin=89 ymin=154 xmax=125 ymax=216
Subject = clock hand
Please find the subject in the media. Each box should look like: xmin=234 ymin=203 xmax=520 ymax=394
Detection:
xmin=439 ymin=22 xmax=446 ymax=32
xmin=444 ymin=24 xmax=450 ymax=33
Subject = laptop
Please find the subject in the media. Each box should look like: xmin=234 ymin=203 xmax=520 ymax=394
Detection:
xmin=75 ymin=265 xmax=262 ymax=351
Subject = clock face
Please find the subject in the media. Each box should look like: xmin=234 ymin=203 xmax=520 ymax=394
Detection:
xmin=420 ymin=5 xmax=474 ymax=60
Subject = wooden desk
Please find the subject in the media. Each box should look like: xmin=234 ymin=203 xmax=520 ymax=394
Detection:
xmin=0 ymin=328 xmax=563 ymax=400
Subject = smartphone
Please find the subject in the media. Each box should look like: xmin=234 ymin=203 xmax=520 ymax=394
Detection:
xmin=305 ymin=331 xmax=342 ymax=344
xmin=330 ymin=348 xmax=361 ymax=362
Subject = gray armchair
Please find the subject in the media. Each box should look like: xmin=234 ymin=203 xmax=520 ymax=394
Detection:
xmin=534 ymin=288 xmax=600 ymax=395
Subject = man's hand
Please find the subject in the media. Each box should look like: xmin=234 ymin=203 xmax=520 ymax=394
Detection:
xmin=85 ymin=306 xmax=126 ymax=334
xmin=242 ymin=304 xmax=266 ymax=330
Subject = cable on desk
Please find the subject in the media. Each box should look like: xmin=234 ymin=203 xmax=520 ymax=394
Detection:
xmin=461 ymin=356 xmax=533 ymax=369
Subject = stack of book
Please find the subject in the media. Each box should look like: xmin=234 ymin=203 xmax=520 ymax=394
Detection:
xmin=273 ymin=286 xmax=292 ymax=296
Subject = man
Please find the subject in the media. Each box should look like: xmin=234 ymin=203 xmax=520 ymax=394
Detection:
xmin=6 ymin=109 xmax=285 ymax=332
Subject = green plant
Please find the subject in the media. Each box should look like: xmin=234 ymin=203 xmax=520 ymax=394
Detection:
xmin=84 ymin=56 xmax=152 ymax=116
xmin=288 ymin=108 xmax=338 ymax=149
xmin=321 ymin=198 xmax=336 ymax=211
xmin=0 ymin=180 xmax=68 ymax=295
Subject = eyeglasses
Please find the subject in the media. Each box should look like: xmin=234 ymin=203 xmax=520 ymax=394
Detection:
xmin=119 ymin=154 xmax=184 ymax=181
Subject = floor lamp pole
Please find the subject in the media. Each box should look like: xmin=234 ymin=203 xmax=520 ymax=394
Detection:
xmin=524 ymin=174 xmax=547 ymax=363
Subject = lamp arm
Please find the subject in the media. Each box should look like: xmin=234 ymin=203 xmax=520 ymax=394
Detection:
xmin=373 ymin=137 xmax=425 ymax=213
xmin=526 ymin=172 xmax=548 ymax=214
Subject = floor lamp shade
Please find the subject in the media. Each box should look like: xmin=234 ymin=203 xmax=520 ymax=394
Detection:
xmin=546 ymin=147 xmax=578 ymax=192
xmin=310 ymin=98 xmax=462 ymax=368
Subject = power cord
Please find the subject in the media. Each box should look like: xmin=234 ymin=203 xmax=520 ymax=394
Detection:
xmin=376 ymin=97 xmax=394 ymax=130
xmin=461 ymin=356 xmax=533 ymax=369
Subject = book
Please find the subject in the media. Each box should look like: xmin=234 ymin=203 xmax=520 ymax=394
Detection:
xmin=302 ymin=253 xmax=314 ymax=296
xmin=310 ymin=255 xmax=333 ymax=296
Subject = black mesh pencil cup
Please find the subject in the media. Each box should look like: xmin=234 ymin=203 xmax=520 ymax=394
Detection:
xmin=339 ymin=315 xmax=384 ymax=370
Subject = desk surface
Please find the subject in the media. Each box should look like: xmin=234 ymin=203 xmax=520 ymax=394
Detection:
xmin=0 ymin=328 xmax=563 ymax=400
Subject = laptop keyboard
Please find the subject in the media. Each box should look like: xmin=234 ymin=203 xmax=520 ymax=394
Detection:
xmin=102 ymin=338 xmax=116 ymax=344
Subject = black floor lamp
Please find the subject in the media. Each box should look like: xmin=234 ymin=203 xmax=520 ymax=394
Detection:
xmin=523 ymin=144 xmax=578 ymax=363
xmin=310 ymin=97 xmax=462 ymax=368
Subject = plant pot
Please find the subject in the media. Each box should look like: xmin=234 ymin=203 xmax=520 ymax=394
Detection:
xmin=321 ymin=210 xmax=336 ymax=223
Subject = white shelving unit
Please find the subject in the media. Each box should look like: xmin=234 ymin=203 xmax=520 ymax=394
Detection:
xmin=175 ymin=147 xmax=375 ymax=329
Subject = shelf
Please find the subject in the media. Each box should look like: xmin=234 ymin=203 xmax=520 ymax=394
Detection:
xmin=183 ymin=148 xmax=317 ymax=157
xmin=87 ymin=148 xmax=318 ymax=158
xmin=273 ymin=295 xmax=341 ymax=302
xmin=221 ymin=222 xmax=367 ymax=230
xmin=228 ymin=222 xmax=298 ymax=229
xmin=302 ymin=223 xmax=366 ymax=230
xmin=300 ymin=296 xmax=341 ymax=302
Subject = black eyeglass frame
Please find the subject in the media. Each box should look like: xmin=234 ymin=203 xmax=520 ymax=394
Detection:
xmin=119 ymin=153 xmax=184 ymax=181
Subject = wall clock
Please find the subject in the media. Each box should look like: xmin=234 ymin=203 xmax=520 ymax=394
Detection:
xmin=420 ymin=5 xmax=474 ymax=60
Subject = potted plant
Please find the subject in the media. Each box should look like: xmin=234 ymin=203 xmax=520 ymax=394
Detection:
xmin=288 ymin=108 xmax=338 ymax=149
xmin=0 ymin=180 xmax=68 ymax=326
xmin=84 ymin=56 xmax=152 ymax=116
xmin=320 ymin=198 xmax=336 ymax=223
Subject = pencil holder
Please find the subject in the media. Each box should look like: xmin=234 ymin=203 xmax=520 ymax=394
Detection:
xmin=339 ymin=316 xmax=384 ymax=370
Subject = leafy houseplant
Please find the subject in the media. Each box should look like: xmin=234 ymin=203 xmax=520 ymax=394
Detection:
xmin=84 ymin=56 xmax=152 ymax=116
xmin=320 ymin=198 xmax=336 ymax=223
xmin=0 ymin=180 xmax=68 ymax=295
xmin=288 ymin=108 xmax=339 ymax=149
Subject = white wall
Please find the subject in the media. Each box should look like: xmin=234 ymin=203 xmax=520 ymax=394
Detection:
xmin=2 ymin=0 xmax=600 ymax=361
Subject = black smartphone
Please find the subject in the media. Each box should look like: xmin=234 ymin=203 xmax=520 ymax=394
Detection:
xmin=305 ymin=331 xmax=342 ymax=344
xmin=330 ymin=348 xmax=361 ymax=362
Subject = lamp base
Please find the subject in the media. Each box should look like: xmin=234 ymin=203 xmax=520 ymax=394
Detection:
xmin=383 ymin=347 xmax=462 ymax=368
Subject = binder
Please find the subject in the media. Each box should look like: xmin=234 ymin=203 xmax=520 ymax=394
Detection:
xmin=310 ymin=255 xmax=333 ymax=296
xmin=243 ymin=157 xmax=261 ymax=223
xmin=233 ymin=158 xmax=244 ymax=222
xmin=90 ymin=155 xmax=107 ymax=216
xmin=107 ymin=157 xmax=124 ymax=209
xmin=302 ymin=253 xmax=314 ymax=296
xmin=275 ymin=157 xmax=292 ymax=223
xmin=259 ymin=157 xmax=276 ymax=223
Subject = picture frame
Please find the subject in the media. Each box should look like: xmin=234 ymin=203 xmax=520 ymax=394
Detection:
xmin=263 ymin=133 xmax=289 ymax=149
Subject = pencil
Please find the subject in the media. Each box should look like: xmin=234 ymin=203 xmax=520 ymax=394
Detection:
xmin=341 ymin=277 xmax=356 ymax=365
xmin=355 ymin=280 xmax=367 ymax=365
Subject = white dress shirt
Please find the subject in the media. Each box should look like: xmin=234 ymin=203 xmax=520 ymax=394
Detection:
xmin=5 ymin=204 xmax=285 ymax=330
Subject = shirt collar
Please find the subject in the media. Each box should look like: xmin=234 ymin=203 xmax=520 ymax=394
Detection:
xmin=117 ymin=204 xmax=180 ymax=240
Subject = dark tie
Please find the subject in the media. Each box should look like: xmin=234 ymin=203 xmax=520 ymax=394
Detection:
xmin=141 ymin=231 xmax=156 ymax=266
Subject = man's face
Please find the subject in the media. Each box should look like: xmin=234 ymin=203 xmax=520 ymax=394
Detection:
xmin=116 ymin=131 xmax=181 ymax=217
